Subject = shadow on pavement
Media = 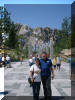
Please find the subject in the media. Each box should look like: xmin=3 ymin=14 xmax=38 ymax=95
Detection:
xmin=2 ymin=96 xmax=74 ymax=100
xmin=0 ymin=91 xmax=8 ymax=95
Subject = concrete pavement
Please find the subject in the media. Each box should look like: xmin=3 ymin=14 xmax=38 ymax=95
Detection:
xmin=4 ymin=60 xmax=71 ymax=96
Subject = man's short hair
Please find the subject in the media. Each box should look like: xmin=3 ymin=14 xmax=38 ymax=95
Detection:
xmin=41 ymin=52 xmax=47 ymax=55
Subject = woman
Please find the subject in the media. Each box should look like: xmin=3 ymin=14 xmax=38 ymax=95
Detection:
xmin=52 ymin=57 xmax=57 ymax=70
xmin=2 ymin=56 xmax=6 ymax=67
xmin=29 ymin=56 xmax=34 ymax=67
xmin=30 ymin=58 xmax=41 ymax=100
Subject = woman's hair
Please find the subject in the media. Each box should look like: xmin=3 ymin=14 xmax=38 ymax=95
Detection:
xmin=35 ymin=57 xmax=40 ymax=61
xmin=35 ymin=57 xmax=41 ymax=66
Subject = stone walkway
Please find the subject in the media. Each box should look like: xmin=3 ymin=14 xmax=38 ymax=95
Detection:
xmin=4 ymin=60 xmax=71 ymax=96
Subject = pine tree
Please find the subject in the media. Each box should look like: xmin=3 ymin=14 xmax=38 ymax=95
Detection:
xmin=8 ymin=22 xmax=17 ymax=49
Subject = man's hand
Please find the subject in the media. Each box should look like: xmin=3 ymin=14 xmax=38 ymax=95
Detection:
xmin=70 ymin=74 xmax=72 ymax=80
xmin=52 ymin=74 xmax=54 ymax=80
xmin=51 ymin=67 xmax=54 ymax=80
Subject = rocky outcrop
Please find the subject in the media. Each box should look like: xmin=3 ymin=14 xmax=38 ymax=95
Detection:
xmin=61 ymin=49 xmax=71 ymax=56
xmin=18 ymin=24 xmax=32 ymax=35
xmin=33 ymin=27 xmax=43 ymax=36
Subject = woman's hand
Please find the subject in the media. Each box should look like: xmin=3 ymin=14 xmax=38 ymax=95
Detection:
xmin=37 ymin=70 xmax=41 ymax=73
xmin=31 ymin=78 xmax=34 ymax=83
xmin=30 ymin=71 xmax=34 ymax=82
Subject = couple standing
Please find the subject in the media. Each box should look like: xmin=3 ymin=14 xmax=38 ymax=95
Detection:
xmin=30 ymin=52 xmax=54 ymax=100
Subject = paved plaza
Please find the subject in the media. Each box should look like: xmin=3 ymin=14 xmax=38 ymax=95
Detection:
xmin=4 ymin=60 xmax=71 ymax=96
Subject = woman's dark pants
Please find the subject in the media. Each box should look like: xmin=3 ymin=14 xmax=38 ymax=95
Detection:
xmin=32 ymin=82 xmax=41 ymax=100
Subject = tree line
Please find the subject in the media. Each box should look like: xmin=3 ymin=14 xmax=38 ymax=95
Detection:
xmin=0 ymin=7 xmax=71 ymax=57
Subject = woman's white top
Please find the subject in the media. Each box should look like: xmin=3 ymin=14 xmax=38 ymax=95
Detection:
xmin=2 ymin=57 xmax=5 ymax=61
xmin=30 ymin=64 xmax=41 ymax=82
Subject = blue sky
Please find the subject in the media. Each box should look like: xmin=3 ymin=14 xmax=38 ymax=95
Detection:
xmin=0 ymin=0 xmax=75 ymax=6
xmin=5 ymin=4 xmax=71 ymax=29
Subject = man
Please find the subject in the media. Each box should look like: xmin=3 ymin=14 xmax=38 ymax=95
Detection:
xmin=67 ymin=57 xmax=75 ymax=80
xmin=56 ymin=56 xmax=61 ymax=71
xmin=40 ymin=52 xmax=54 ymax=100
xmin=29 ymin=56 xmax=34 ymax=67
xmin=6 ymin=55 xmax=10 ymax=68
xmin=32 ymin=55 xmax=36 ymax=64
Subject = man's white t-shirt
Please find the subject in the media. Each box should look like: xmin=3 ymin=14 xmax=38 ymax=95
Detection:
xmin=32 ymin=57 xmax=35 ymax=63
xmin=6 ymin=56 xmax=10 ymax=61
xmin=56 ymin=57 xmax=61 ymax=64
xmin=29 ymin=59 xmax=33 ymax=63
xmin=30 ymin=64 xmax=41 ymax=82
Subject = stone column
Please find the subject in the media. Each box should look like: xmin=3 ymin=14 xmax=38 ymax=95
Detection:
xmin=50 ymin=37 xmax=53 ymax=60
xmin=28 ymin=40 xmax=32 ymax=57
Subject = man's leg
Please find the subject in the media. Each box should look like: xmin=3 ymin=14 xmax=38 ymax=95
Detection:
xmin=59 ymin=64 xmax=61 ymax=71
xmin=45 ymin=76 xmax=52 ymax=100
xmin=59 ymin=66 xmax=60 ymax=71
xmin=57 ymin=64 xmax=58 ymax=70
xmin=41 ymin=77 xmax=47 ymax=100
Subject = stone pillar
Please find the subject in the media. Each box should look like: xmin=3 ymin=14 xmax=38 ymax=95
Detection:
xmin=28 ymin=40 xmax=32 ymax=57
xmin=50 ymin=37 xmax=53 ymax=60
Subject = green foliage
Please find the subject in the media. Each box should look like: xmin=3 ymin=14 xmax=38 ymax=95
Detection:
xmin=0 ymin=7 xmax=4 ymax=45
xmin=4 ymin=39 xmax=9 ymax=46
xmin=24 ymin=45 xmax=28 ymax=58
xmin=8 ymin=22 xmax=18 ymax=49
xmin=54 ymin=17 xmax=71 ymax=55
xmin=54 ymin=36 xmax=71 ymax=54
xmin=0 ymin=7 xmax=11 ymax=33
xmin=4 ymin=8 xmax=11 ymax=33
xmin=72 ymin=16 xmax=75 ymax=48
xmin=0 ymin=33 xmax=2 ymax=45
xmin=32 ymin=51 xmax=37 ymax=55
xmin=62 ymin=17 xmax=71 ymax=35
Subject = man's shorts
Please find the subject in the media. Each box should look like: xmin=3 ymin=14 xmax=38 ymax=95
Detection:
xmin=54 ymin=65 xmax=56 ymax=68
xmin=6 ymin=60 xmax=10 ymax=64
xmin=57 ymin=64 xmax=61 ymax=67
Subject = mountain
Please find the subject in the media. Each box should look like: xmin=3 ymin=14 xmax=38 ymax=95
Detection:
xmin=18 ymin=25 xmax=53 ymax=41
xmin=17 ymin=24 xmax=59 ymax=43
xmin=33 ymin=27 xmax=43 ymax=36
xmin=18 ymin=24 xmax=33 ymax=35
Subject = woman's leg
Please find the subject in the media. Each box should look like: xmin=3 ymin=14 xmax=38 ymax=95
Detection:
xmin=32 ymin=82 xmax=41 ymax=100
xmin=36 ymin=82 xmax=41 ymax=100
xmin=32 ymin=82 xmax=37 ymax=100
